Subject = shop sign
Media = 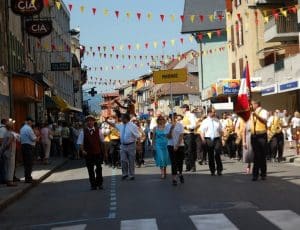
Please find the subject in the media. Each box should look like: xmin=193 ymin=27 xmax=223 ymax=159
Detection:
xmin=51 ymin=62 xmax=70 ymax=71
xmin=153 ymin=68 xmax=187 ymax=84
xmin=200 ymin=87 xmax=212 ymax=101
xmin=261 ymin=84 xmax=277 ymax=96
xmin=11 ymin=0 xmax=43 ymax=16
xmin=215 ymin=79 xmax=240 ymax=95
xmin=278 ymin=80 xmax=299 ymax=93
xmin=25 ymin=19 xmax=52 ymax=38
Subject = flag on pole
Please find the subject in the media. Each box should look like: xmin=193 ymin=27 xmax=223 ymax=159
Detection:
xmin=235 ymin=61 xmax=251 ymax=121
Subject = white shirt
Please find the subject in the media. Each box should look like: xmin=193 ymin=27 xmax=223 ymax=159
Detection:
xmin=254 ymin=107 xmax=268 ymax=120
xmin=200 ymin=116 xmax=222 ymax=139
xmin=116 ymin=121 xmax=140 ymax=144
xmin=291 ymin=117 xmax=300 ymax=128
xmin=77 ymin=127 xmax=104 ymax=145
xmin=172 ymin=122 xmax=184 ymax=147
xmin=183 ymin=111 xmax=197 ymax=130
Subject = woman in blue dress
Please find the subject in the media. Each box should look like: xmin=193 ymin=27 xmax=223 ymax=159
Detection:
xmin=153 ymin=116 xmax=170 ymax=179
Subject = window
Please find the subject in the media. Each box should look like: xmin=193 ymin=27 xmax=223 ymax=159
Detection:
xmin=239 ymin=58 xmax=244 ymax=78
xmin=238 ymin=18 xmax=244 ymax=46
xmin=235 ymin=21 xmax=240 ymax=46
xmin=231 ymin=25 xmax=235 ymax=51
xmin=232 ymin=63 xmax=236 ymax=79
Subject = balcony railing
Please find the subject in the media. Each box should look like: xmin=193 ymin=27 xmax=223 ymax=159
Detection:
xmin=265 ymin=14 xmax=298 ymax=33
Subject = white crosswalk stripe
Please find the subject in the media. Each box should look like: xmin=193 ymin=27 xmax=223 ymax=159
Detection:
xmin=190 ymin=213 xmax=239 ymax=230
xmin=258 ymin=210 xmax=300 ymax=230
xmin=43 ymin=210 xmax=300 ymax=230
xmin=121 ymin=218 xmax=158 ymax=230
xmin=51 ymin=224 xmax=87 ymax=230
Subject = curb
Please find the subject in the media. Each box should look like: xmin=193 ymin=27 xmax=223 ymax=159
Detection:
xmin=0 ymin=159 xmax=68 ymax=212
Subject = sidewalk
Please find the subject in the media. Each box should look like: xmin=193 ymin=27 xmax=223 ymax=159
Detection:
xmin=0 ymin=157 xmax=67 ymax=212
xmin=282 ymin=140 xmax=300 ymax=164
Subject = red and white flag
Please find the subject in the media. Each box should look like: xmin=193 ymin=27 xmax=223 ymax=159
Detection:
xmin=235 ymin=61 xmax=251 ymax=121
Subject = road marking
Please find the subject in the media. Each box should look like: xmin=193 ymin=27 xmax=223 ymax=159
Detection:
xmin=108 ymin=168 xmax=117 ymax=219
xmin=258 ymin=210 xmax=300 ymax=230
xmin=121 ymin=218 xmax=158 ymax=230
xmin=51 ymin=224 xmax=87 ymax=230
xmin=190 ymin=214 xmax=238 ymax=230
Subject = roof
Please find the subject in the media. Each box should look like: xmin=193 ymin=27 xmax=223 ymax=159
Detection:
xmin=101 ymin=92 xmax=119 ymax=98
xmin=156 ymin=73 xmax=199 ymax=96
xmin=181 ymin=0 xmax=226 ymax=34
xmin=163 ymin=49 xmax=198 ymax=69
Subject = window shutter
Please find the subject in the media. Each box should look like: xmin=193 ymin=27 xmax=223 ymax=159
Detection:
xmin=239 ymin=58 xmax=244 ymax=78
xmin=232 ymin=62 xmax=236 ymax=79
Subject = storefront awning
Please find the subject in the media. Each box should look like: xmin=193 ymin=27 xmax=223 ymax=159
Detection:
xmin=52 ymin=95 xmax=82 ymax=113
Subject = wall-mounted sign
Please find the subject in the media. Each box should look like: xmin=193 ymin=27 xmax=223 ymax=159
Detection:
xmin=216 ymin=79 xmax=240 ymax=95
xmin=25 ymin=19 xmax=52 ymax=38
xmin=261 ymin=84 xmax=277 ymax=96
xmin=278 ymin=80 xmax=299 ymax=93
xmin=153 ymin=68 xmax=187 ymax=84
xmin=51 ymin=62 xmax=70 ymax=71
xmin=11 ymin=0 xmax=43 ymax=16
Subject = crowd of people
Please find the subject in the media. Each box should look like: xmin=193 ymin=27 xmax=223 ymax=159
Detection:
xmin=0 ymin=100 xmax=299 ymax=189
xmin=0 ymin=117 xmax=84 ymax=187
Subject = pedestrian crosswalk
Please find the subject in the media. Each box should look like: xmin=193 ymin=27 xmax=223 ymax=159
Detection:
xmin=48 ymin=210 xmax=300 ymax=230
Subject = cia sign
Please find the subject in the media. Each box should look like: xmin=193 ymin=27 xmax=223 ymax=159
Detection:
xmin=11 ymin=0 xmax=43 ymax=16
xmin=25 ymin=20 xmax=52 ymax=38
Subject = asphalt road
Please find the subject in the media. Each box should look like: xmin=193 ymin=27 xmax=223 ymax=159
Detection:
xmin=0 ymin=158 xmax=300 ymax=230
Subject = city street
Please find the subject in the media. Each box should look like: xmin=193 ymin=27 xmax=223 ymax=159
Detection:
xmin=0 ymin=158 xmax=300 ymax=230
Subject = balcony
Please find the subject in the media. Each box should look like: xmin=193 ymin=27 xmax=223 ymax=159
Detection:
xmin=254 ymin=53 xmax=300 ymax=87
xmin=264 ymin=14 xmax=298 ymax=43
xmin=248 ymin=0 xmax=291 ymax=8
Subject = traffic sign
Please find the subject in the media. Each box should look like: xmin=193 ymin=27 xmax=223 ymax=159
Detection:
xmin=153 ymin=68 xmax=187 ymax=84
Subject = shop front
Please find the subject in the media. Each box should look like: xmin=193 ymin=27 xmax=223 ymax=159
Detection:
xmin=261 ymin=80 xmax=299 ymax=112
xmin=12 ymin=73 xmax=44 ymax=130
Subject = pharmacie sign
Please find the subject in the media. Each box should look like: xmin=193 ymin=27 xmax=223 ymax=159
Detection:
xmin=25 ymin=19 xmax=52 ymax=38
xmin=153 ymin=68 xmax=187 ymax=84
xmin=11 ymin=0 xmax=44 ymax=16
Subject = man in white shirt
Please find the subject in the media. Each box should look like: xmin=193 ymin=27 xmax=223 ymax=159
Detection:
xmin=181 ymin=104 xmax=197 ymax=172
xmin=200 ymin=107 xmax=223 ymax=176
xmin=109 ymin=113 xmax=140 ymax=180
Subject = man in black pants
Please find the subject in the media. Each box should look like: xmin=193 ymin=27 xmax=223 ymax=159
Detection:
xmin=200 ymin=108 xmax=223 ymax=176
xmin=166 ymin=114 xmax=185 ymax=186
xmin=20 ymin=117 xmax=37 ymax=183
xmin=181 ymin=104 xmax=197 ymax=172
xmin=77 ymin=115 xmax=104 ymax=190
xmin=250 ymin=100 xmax=268 ymax=181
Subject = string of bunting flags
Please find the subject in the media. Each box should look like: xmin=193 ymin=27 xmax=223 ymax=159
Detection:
xmin=45 ymin=1 xmax=299 ymax=25
xmin=84 ymin=46 xmax=227 ymax=72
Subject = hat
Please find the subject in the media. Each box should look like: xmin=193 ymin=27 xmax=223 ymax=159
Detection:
xmin=26 ymin=116 xmax=34 ymax=122
xmin=85 ymin=115 xmax=96 ymax=121
xmin=180 ymin=104 xmax=189 ymax=109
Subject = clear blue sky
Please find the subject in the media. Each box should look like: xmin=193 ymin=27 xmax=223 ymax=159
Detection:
xmin=63 ymin=0 xmax=198 ymax=110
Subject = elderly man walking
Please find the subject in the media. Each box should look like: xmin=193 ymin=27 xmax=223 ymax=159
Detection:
xmin=77 ymin=115 xmax=104 ymax=190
